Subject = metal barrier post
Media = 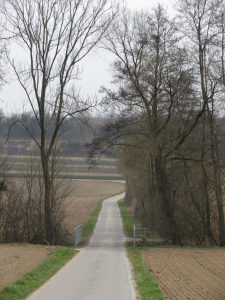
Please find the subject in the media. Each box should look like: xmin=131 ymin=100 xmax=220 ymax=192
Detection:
xmin=74 ymin=225 xmax=82 ymax=246
xmin=133 ymin=224 xmax=136 ymax=247
xmin=144 ymin=228 xmax=146 ymax=239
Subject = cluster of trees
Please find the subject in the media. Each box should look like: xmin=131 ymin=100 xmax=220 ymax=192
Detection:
xmin=0 ymin=159 xmax=70 ymax=244
xmin=91 ymin=0 xmax=225 ymax=246
xmin=0 ymin=0 xmax=225 ymax=247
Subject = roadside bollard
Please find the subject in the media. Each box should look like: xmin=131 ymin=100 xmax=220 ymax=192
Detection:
xmin=133 ymin=224 xmax=136 ymax=247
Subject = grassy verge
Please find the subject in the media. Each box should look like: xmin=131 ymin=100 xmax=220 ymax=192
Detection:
xmin=118 ymin=199 xmax=164 ymax=300
xmin=128 ymin=248 xmax=164 ymax=300
xmin=82 ymin=199 xmax=104 ymax=238
xmin=0 ymin=247 xmax=77 ymax=300
xmin=117 ymin=200 xmax=140 ymax=236
xmin=83 ymin=192 xmax=124 ymax=238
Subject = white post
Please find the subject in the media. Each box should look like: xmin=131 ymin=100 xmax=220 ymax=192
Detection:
xmin=133 ymin=224 xmax=136 ymax=247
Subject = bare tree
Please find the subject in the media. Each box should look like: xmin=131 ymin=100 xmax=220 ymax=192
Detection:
xmin=86 ymin=1 xmax=225 ymax=246
xmin=95 ymin=6 xmax=199 ymax=244
xmin=1 ymin=0 xmax=118 ymax=243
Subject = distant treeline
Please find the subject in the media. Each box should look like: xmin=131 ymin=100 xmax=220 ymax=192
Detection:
xmin=0 ymin=111 xmax=114 ymax=156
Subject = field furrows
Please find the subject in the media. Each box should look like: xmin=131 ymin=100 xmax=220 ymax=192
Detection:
xmin=0 ymin=245 xmax=53 ymax=290
xmin=142 ymin=248 xmax=225 ymax=300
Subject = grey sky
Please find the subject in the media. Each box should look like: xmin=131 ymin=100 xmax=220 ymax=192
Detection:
xmin=0 ymin=0 xmax=174 ymax=115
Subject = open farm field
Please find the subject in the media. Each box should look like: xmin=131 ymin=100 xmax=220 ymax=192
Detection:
xmin=4 ymin=155 xmax=118 ymax=164
xmin=64 ymin=180 xmax=125 ymax=234
xmin=4 ymin=155 xmax=123 ymax=180
xmin=0 ymin=244 xmax=54 ymax=291
xmin=142 ymin=248 xmax=225 ymax=300
xmin=2 ymin=178 xmax=124 ymax=238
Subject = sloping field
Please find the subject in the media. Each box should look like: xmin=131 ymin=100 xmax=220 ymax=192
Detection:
xmin=142 ymin=248 xmax=225 ymax=300
xmin=64 ymin=180 xmax=125 ymax=234
xmin=0 ymin=244 xmax=54 ymax=290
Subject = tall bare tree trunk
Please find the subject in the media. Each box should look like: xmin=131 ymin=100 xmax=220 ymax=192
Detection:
xmin=201 ymin=161 xmax=216 ymax=244
xmin=208 ymin=114 xmax=225 ymax=245
xmin=201 ymin=117 xmax=216 ymax=244
xmin=40 ymin=148 xmax=52 ymax=243
xmin=197 ymin=19 xmax=225 ymax=245
xmin=155 ymin=152 xmax=182 ymax=245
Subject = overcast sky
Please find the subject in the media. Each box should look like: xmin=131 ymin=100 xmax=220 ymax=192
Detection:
xmin=0 ymin=0 xmax=175 ymax=115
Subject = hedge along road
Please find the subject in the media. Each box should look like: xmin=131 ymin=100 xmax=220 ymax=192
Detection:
xmin=27 ymin=193 xmax=136 ymax=300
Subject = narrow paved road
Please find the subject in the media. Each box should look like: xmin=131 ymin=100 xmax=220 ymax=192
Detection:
xmin=27 ymin=193 xmax=136 ymax=300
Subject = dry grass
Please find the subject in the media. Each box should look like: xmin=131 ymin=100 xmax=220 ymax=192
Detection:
xmin=142 ymin=248 xmax=225 ymax=300
xmin=0 ymin=244 xmax=55 ymax=291
xmin=64 ymin=180 xmax=125 ymax=234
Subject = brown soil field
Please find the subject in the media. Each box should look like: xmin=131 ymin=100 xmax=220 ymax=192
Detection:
xmin=64 ymin=180 xmax=124 ymax=234
xmin=0 ymin=244 xmax=54 ymax=290
xmin=142 ymin=248 xmax=225 ymax=300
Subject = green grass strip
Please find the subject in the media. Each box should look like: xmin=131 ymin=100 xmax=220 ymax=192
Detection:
xmin=128 ymin=248 xmax=164 ymax=300
xmin=0 ymin=247 xmax=77 ymax=300
xmin=117 ymin=199 xmax=138 ymax=236
xmin=82 ymin=199 xmax=104 ymax=238
xmin=118 ymin=199 xmax=164 ymax=300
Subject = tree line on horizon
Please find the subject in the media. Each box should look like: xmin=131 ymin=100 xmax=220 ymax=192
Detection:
xmin=0 ymin=111 xmax=114 ymax=156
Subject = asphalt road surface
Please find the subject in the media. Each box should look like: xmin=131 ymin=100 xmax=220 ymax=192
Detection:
xmin=27 ymin=193 xmax=136 ymax=300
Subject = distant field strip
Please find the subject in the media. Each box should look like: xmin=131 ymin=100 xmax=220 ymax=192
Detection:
xmin=4 ymin=155 xmax=123 ymax=180
xmin=7 ymin=164 xmax=119 ymax=174
xmin=4 ymin=155 xmax=118 ymax=164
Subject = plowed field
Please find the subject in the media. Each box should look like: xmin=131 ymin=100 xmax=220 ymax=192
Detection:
xmin=0 ymin=244 xmax=54 ymax=290
xmin=142 ymin=248 xmax=225 ymax=300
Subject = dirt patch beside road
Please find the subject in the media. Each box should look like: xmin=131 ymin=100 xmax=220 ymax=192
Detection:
xmin=0 ymin=244 xmax=54 ymax=290
xmin=142 ymin=248 xmax=225 ymax=300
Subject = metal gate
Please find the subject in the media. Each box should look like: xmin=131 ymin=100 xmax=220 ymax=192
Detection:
xmin=74 ymin=225 xmax=82 ymax=246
